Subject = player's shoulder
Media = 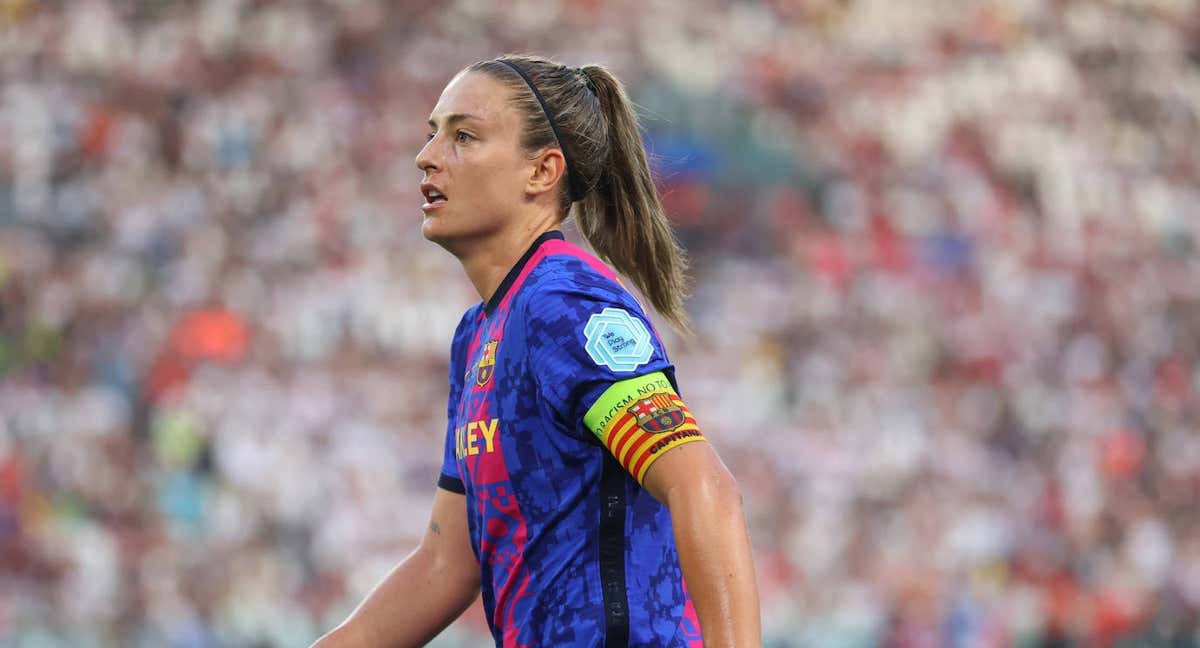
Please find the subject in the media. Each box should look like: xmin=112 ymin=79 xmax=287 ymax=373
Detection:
xmin=451 ymin=303 xmax=483 ymax=347
xmin=520 ymin=240 xmax=635 ymax=310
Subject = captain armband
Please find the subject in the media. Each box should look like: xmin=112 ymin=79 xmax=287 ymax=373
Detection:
xmin=582 ymin=371 xmax=706 ymax=483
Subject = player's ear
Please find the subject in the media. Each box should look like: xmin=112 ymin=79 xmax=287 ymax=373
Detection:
xmin=525 ymin=147 xmax=568 ymax=198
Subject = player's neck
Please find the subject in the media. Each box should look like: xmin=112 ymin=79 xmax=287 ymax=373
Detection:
xmin=460 ymin=222 xmax=560 ymax=307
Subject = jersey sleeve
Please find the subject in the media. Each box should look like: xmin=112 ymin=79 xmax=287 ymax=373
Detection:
xmin=582 ymin=370 xmax=706 ymax=483
xmin=523 ymin=275 xmax=676 ymax=437
xmin=437 ymin=310 xmax=474 ymax=494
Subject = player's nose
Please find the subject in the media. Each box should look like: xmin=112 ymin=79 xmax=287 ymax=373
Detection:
xmin=415 ymin=135 xmax=442 ymax=174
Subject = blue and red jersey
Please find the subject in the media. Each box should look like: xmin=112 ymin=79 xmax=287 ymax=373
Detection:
xmin=438 ymin=231 xmax=706 ymax=647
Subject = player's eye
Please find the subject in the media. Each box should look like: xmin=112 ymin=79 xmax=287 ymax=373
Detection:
xmin=426 ymin=131 xmax=436 ymax=142
xmin=455 ymin=130 xmax=474 ymax=143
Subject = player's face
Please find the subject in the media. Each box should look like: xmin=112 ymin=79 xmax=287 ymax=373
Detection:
xmin=416 ymin=71 xmax=533 ymax=250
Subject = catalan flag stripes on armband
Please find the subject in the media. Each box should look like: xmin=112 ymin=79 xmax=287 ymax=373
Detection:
xmin=583 ymin=371 xmax=706 ymax=483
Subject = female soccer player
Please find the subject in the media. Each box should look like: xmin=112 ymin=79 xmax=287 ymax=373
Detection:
xmin=313 ymin=54 xmax=761 ymax=647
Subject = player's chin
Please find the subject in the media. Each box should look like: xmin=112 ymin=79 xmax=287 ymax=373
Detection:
xmin=421 ymin=212 xmax=447 ymax=240
xmin=422 ymin=214 xmax=464 ymax=250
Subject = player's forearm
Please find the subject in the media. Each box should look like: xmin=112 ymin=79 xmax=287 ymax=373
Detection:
xmin=311 ymin=546 xmax=480 ymax=648
xmin=666 ymin=469 xmax=762 ymax=648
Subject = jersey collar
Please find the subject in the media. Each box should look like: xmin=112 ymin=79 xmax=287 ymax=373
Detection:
xmin=484 ymin=230 xmax=565 ymax=316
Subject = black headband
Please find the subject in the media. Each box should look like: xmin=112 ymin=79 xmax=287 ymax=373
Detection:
xmin=497 ymin=59 xmax=586 ymax=202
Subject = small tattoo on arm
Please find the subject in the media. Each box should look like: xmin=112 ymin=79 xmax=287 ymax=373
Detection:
xmin=430 ymin=521 xmax=442 ymax=535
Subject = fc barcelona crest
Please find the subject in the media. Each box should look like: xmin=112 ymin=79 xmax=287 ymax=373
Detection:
xmin=627 ymin=393 xmax=685 ymax=434
xmin=476 ymin=340 xmax=498 ymax=387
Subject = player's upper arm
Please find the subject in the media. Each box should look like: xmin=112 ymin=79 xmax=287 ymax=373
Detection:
xmin=420 ymin=487 xmax=479 ymax=586
xmin=639 ymin=438 xmax=738 ymax=508
xmin=581 ymin=371 xmax=709 ymax=491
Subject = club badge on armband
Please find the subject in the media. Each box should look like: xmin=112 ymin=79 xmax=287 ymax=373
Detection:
xmin=628 ymin=393 xmax=685 ymax=434
xmin=583 ymin=307 xmax=653 ymax=372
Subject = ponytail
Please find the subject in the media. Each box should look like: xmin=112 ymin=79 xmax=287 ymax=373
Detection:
xmin=576 ymin=66 xmax=691 ymax=334
xmin=471 ymin=55 xmax=691 ymax=333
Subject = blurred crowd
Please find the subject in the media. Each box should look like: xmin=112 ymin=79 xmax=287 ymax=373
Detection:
xmin=2 ymin=0 xmax=1199 ymax=646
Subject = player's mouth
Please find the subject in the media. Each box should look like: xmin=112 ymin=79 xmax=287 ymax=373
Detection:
xmin=421 ymin=182 xmax=448 ymax=212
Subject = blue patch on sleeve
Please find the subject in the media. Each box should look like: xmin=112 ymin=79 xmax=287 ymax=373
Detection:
xmin=583 ymin=307 xmax=654 ymax=372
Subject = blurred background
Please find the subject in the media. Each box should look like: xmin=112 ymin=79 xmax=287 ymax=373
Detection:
xmin=2 ymin=0 xmax=1200 ymax=646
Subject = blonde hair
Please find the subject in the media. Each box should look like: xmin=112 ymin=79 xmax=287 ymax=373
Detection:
xmin=469 ymin=55 xmax=691 ymax=333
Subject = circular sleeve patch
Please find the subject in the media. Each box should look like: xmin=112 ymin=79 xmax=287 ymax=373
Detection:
xmin=583 ymin=307 xmax=654 ymax=372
